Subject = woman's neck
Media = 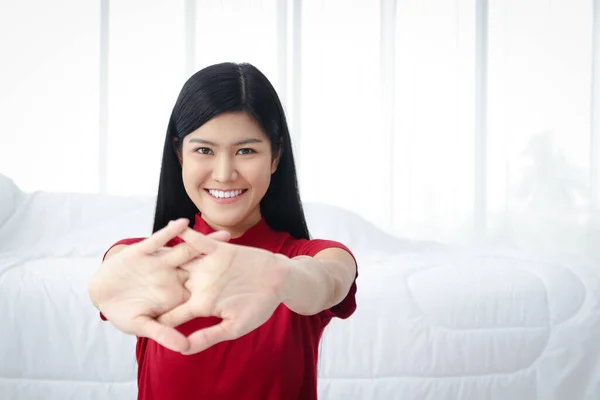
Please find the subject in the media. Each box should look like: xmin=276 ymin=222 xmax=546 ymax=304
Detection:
xmin=201 ymin=210 xmax=262 ymax=239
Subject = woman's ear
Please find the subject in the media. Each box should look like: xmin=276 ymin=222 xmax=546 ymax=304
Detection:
xmin=271 ymin=141 xmax=283 ymax=174
xmin=173 ymin=138 xmax=182 ymax=165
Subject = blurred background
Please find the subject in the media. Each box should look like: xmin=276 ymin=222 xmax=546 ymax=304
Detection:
xmin=1 ymin=0 xmax=599 ymax=260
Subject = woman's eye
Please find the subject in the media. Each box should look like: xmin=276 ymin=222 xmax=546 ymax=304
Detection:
xmin=237 ymin=148 xmax=255 ymax=155
xmin=196 ymin=147 xmax=213 ymax=155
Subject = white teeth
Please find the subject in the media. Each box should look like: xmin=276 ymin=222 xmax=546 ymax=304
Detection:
xmin=208 ymin=189 xmax=244 ymax=199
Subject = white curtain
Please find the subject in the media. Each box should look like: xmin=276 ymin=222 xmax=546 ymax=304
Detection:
xmin=1 ymin=0 xmax=599 ymax=260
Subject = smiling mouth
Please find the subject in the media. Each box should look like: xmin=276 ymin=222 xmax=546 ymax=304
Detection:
xmin=205 ymin=189 xmax=248 ymax=199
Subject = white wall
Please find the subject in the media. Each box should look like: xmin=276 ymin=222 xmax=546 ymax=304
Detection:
xmin=1 ymin=0 xmax=599 ymax=259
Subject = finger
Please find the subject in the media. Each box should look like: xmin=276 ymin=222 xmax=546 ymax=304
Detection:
xmin=157 ymin=297 xmax=210 ymax=328
xmin=207 ymin=231 xmax=231 ymax=242
xmin=131 ymin=315 xmax=190 ymax=353
xmin=175 ymin=266 xmax=189 ymax=284
xmin=179 ymin=228 xmax=220 ymax=255
xmin=136 ymin=219 xmax=189 ymax=254
xmin=182 ymin=319 xmax=237 ymax=355
xmin=152 ymin=247 xmax=171 ymax=257
xmin=159 ymin=242 xmax=201 ymax=268
xmin=156 ymin=230 xmax=230 ymax=267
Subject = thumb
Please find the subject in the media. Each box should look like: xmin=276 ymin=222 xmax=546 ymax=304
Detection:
xmin=183 ymin=319 xmax=236 ymax=355
xmin=157 ymin=296 xmax=211 ymax=328
xmin=130 ymin=315 xmax=190 ymax=353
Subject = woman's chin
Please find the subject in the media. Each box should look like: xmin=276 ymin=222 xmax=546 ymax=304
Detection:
xmin=203 ymin=208 xmax=262 ymax=231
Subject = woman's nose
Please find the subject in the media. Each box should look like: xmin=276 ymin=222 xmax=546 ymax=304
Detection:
xmin=212 ymin=154 xmax=237 ymax=183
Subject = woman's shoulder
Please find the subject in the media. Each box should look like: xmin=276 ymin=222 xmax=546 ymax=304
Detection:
xmin=102 ymin=237 xmax=145 ymax=261
xmin=101 ymin=236 xmax=183 ymax=261
xmin=279 ymin=235 xmax=354 ymax=259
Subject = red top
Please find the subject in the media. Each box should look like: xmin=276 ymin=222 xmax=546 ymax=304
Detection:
xmin=100 ymin=215 xmax=358 ymax=400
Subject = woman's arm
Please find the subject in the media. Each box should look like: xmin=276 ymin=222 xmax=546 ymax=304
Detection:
xmin=278 ymin=248 xmax=357 ymax=316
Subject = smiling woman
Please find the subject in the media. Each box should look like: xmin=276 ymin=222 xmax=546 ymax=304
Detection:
xmin=153 ymin=62 xmax=306 ymax=240
xmin=88 ymin=62 xmax=358 ymax=400
xmin=174 ymin=112 xmax=280 ymax=238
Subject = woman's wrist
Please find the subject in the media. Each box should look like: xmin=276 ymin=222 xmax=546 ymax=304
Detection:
xmin=276 ymin=255 xmax=334 ymax=316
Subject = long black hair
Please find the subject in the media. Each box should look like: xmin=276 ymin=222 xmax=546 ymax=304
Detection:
xmin=152 ymin=62 xmax=310 ymax=240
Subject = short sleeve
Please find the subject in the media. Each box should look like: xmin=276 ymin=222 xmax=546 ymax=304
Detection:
xmin=98 ymin=237 xmax=145 ymax=321
xmin=101 ymin=237 xmax=146 ymax=261
xmin=292 ymin=239 xmax=358 ymax=322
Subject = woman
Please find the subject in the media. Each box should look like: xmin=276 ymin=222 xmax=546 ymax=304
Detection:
xmin=89 ymin=62 xmax=358 ymax=400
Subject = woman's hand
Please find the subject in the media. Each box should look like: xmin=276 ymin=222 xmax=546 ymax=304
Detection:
xmin=88 ymin=219 xmax=230 ymax=353
xmin=157 ymin=227 xmax=292 ymax=355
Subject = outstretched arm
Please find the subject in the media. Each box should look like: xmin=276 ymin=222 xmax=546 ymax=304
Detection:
xmin=155 ymin=228 xmax=357 ymax=354
xmin=278 ymin=248 xmax=356 ymax=316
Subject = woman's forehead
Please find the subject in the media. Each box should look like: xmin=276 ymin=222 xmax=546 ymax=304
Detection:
xmin=186 ymin=112 xmax=267 ymax=144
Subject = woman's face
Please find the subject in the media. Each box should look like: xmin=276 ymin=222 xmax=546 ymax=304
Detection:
xmin=178 ymin=111 xmax=279 ymax=236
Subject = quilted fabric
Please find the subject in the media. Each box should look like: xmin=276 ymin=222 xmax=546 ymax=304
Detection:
xmin=1 ymin=191 xmax=598 ymax=400
xmin=0 ymin=174 xmax=23 ymax=228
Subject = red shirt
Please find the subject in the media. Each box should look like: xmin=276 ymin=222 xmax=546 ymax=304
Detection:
xmin=101 ymin=215 xmax=358 ymax=400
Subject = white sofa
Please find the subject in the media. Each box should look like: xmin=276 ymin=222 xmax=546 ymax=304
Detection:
xmin=1 ymin=173 xmax=599 ymax=400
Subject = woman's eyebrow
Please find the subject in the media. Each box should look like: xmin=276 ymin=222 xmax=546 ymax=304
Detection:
xmin=188 ymin=138 xmax=217 ymax=146
xmin=232 ymin=138 xmax=263 ymax=146
xmin=188 ymin=138 xmax=264 ymax=146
